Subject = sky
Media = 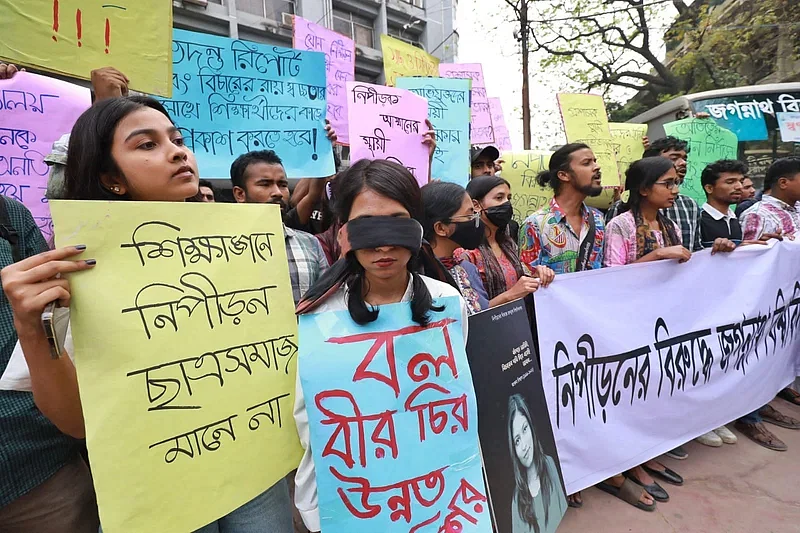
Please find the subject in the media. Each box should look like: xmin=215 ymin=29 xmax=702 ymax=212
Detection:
xmin=456 ymin=0 xmax=688 ymax=150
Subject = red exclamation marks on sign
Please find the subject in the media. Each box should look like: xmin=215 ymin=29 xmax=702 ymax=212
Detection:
xmin=76 ymin=9 xmax=83 ymax=47
xmin=52 ymin=0 xmax=59 ymax=41
xmin=105 ymin=18 xmax=111 ymax=53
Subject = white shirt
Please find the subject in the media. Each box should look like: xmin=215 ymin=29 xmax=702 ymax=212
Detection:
xmin=0 ymin=325 xmax=75 ymax=391
xmin=292 ymin=275 xmax=468 ymax=532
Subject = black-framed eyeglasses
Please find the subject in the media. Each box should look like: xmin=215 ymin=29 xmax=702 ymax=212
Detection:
xmin=654 ymin=180 xmax=680 ymax=191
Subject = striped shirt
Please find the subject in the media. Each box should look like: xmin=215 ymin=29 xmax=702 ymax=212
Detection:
xmin=0 ymin=197 xmax=80 ymax=509
xmin=284 ymin=226 xmax=329 ymax=305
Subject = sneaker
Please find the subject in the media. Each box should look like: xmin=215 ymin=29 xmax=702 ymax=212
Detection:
xmin=734 ymin=421 xmax=787 ymax=451
xmin=695 ymin=431 xmax=723 ymax=447
xmin=664 ymin=445 xmax=689 ymax=460
xmin=713 ymin=425 xmax=738 ymax=444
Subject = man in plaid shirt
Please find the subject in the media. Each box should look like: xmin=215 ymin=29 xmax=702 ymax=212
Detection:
xmin=606 ymin=136 xmax=703 ymax=252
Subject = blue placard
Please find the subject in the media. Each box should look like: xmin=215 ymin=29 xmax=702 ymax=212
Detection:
xmin=397 ymin=77 xmax=472 ymax=187
xmin=162 ymin=29 xmax=335 ymax=179
xmin=299 ymin=296 xmax=492 ymax=533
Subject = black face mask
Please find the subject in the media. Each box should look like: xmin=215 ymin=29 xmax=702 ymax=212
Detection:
xmin=483 ymin=202 xmax=513 ymax=229
xmin=448 ymin=218 xmax=485 ymax=250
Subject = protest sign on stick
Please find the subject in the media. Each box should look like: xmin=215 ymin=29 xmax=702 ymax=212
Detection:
xmin=397 ymin=77 xmax=471 ymax=186
xmin=536 ymin=241 xmax=800 ymax=495
xmin=663 ymin=117 xmax=737 ymax=205
xmin=501 ymin=151 xmax=554 ymax=224
xmin=163 ymin=29 xmax=335 ymax=179
xmin=0 ymin=0 xmax=172 ymax=96
xmin=0 ymin=72 xmax=90 ymax=241
xmin=557 ymin=93 xmax=620 ymax=187
xmin=439 ymin=63 xmax=493 ymax=145
xmin=293 ymin=16 xmax=355 ymax=146
xmin=299 ymin=297 xmax=492 ymax=533
xmin=467 ymin=300 xmax=568 ymax=533
xmin=347 ymin=81 xmax=430 ymax=186
xmin=379 ymin=35 xmax=439 ymax=87
xmin=51 ymin=201 xmax=303 ymax=533
xmin=487 ymin=98 xmax=513 ymax=152
xmin=608 ymin=123 xmax=647 ymax=184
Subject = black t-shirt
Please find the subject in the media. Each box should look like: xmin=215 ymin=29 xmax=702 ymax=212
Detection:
xmin=700 ymin=209 xmax=742 ymax=246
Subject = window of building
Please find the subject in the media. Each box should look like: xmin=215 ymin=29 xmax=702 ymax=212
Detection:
xmin=387 ymin=27 xmax=422 ymax=48
xmin=237 ymin=0 xmax=295 ymax=20
xmin=332 ymin=9 xmax=375 ymax=48
xmin=400 ymin=0 xmax=424 ymax=7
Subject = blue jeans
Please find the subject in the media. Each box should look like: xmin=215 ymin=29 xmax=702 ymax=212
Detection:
xmin=739 ymin=408 xmax=763 ymax=425
xmin=99 ymin=480 xmax=293 ymax=533
xmin=195 ymin=479 xmax=293 ymax=533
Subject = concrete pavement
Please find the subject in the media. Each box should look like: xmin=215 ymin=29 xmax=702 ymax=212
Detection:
xmin=557 ymin=399 xmax=800 ymax=533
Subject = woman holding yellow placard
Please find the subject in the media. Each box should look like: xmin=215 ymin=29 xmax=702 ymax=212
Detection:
xmin=1 ymin=96 xmax=295 ymax=532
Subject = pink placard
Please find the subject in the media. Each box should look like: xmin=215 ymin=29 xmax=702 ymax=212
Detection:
xmin=293 ymin=15 xmax=355 ymax=145
xmin=0 ymin=72 xmax=90 ymax=241
xmin=439 ymin=63 xmax=494 ymax=145
xmin=488 ymin=98 xmax=512 ymax=152
xmin=347 ymin=82 xmax=430 ymax=186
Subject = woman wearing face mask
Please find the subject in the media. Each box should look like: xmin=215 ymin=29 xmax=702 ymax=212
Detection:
xmin=421 ymin=181 xmax=490 ymax=314
xmin=457 ymin=176 xmax=554 ymax=305
xmin=1 ymin=96 xmax=294 ymax=532
xmin=293 ymin=159 xmax=468 ymax=533
xmin=508 ymin=394 xmax=566 ymax=533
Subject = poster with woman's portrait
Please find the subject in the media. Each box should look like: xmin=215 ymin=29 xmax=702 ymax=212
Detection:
xmin=466 ymin=301 xmax=567 ymax=533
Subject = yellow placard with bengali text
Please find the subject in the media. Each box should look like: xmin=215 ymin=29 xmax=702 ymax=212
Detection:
xmin=609 ymin=122 xmax=648 ymax=185
xmin=0 ymin=0 xmax=172 ymax=96
xmin=51 ymin=201 xmax=302 ymax=533
xmin=502 ymin=151 xmax=554 ymax=224
xmin=380 ymin=34 xmax=439 ymax=87
xmin=557 ymin=93 xmax=620 ymax=187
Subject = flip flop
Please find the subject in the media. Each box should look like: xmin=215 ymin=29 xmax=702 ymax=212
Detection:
xmin=567 ymin=492 xmax=583 ymax=509
xmin=596 ymin=479 xmax=656 ymax=512
xmin=760 ymin=404 xmax=800 ymax=429
xmin=642 ymin=464 xmax=684 ymax=486
xmin=778 ymin=388 xmax=800 ymax=406
xmin=625 ymin=472 xmax=670 ymax=502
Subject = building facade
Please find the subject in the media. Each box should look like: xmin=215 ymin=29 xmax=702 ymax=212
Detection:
xmin=173 ymin=0 xmax=459 ymax=83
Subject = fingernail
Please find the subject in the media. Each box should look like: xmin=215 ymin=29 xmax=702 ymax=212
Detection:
xmin=85 ymin=259 xmax=96 ymax=265
xmin=75 ymin=244 xmax=87 ymax=251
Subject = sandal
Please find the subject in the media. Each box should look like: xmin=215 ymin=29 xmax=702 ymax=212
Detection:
xmin=567 ymin=492 xmax=583 ymax=508
xmin=759 ymin=404 xmax=800 ymax=429
xmin=597 ymin=479 xmax=656 ymax=512
xmin=625 ymin=471 xmax=670 ymax=502
xmin=642 ymin=464 xmax=684 ymax=486
xmin=777 ymin=388 xmax=800 ymax=406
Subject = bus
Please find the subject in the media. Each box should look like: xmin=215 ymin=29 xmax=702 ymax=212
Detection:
xmin=629 ymin=83 xmax=800 ymax=189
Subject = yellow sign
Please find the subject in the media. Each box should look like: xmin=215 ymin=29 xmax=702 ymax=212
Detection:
xmin=0 ymin=0 xmax=172 ymax=96
xmin=502 ymin=151 xmax=554 ymax=224
xmin=609 ymin=122 xmax=648 ymax=184
xmin=51 ymin=201 xmax=302 ymax=533
xmin=557 ymin=93 xmax=620 ymax=187
xmin=380 ymin=35 xmax=439 ymax=87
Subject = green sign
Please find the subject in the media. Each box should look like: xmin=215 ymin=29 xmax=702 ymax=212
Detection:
xmin=663 ymin=118 xmax=738 ymax=206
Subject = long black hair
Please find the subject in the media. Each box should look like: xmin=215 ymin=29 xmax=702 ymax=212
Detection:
xmin=421 ymin=181 xmax=467 ymax=245
xmin=466 ymin=175 xmax=513 ymax=245
xmin=619 ymin=157 xmax=676 ymax=214
xmin=508 ymin=394 xmax=555 ymax=533
xmin=300 ymin=159 xmax=444 ymax=326
xmin=535 ymin=143 xmax=591 ymax=194
xmin=63 ymin=96 xmax=199 ymax=201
